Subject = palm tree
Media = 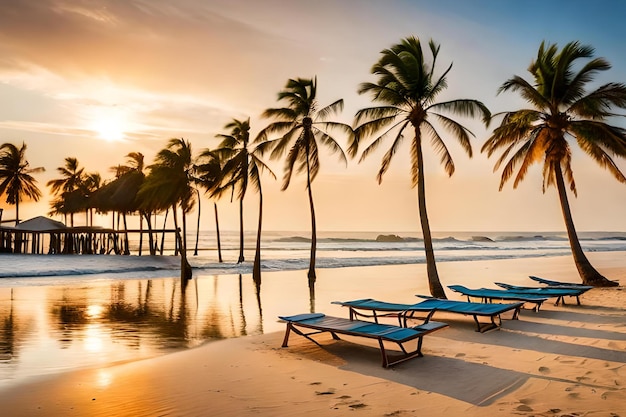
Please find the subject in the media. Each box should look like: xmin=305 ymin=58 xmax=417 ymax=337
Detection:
xmin=82 ymin=172 xmax=101 ymax=227
xmin=139 ymin=139 xmax=196 ymax=278
xmin=47 ymin=157 xmax=85 ymax=226
xmin=353 ymin=37 xmax=490 ymax=298
xmin=482 ymin=40 xmax=626 ymax=287
xmin=257 ymin=77 xmax=352 ymax=281
xmin=215 ymin=118 xmax=275 ymax=277
xmin=0 ymin=142 xmax=45 ymax=225
xmin=215 ymin=118 xmax=251 ymax=263
xmin=195 ymin=149 xmax=225 ymax=263
xmin=95 ymin=152 xmax=147 ymax=254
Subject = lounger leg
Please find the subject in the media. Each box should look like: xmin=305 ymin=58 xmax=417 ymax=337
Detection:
xmin=472 ymin=315 xmax=498 ymax=333
xmin=281 ymin=323 xmax=293 ymax=347
xmin=378 ymin=339 xmax=389 ymax=368
xmin=378 ymin=338 xmax=424 ymax=368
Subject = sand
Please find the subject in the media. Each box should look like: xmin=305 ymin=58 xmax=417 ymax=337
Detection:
xmin=1 ymin=252 xmax=625 ymax=416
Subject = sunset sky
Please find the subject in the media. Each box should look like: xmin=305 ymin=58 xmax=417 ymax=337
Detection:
xmin=1 ymin=0 xmax=625 ymax=233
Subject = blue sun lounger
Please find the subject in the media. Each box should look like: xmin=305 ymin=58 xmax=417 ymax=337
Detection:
xmin=494 ymin=282 xmax=591 ymax=305
xmin=529 ymin=275 xmax=596 ymax=289
xmin=332 ymin=298 xmax=524 ymax=333
xmin=447 ymin=285 xmax=548 ymax=311
xmin=279 ymin=313 xmax=448 ymax=368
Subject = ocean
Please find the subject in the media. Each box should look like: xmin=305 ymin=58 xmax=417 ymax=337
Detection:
xmin=2 ymin=230 xmax=626 ymax=281
xmin=1 ymin=230 xmax=625 ymax=386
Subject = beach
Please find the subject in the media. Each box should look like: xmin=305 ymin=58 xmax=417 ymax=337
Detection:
xmin=0 ymin=251 xmax=624 ymax=416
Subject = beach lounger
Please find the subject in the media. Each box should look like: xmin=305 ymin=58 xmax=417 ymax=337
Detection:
xmin=494 ymin=282 xmax=590 ymax=305
xmin=279 ymin=313 xmax=448 ymax=368
xmin=447 ymin=285 xmax=548 ymax=311
xmin=529 ymin=275 xmax=596 ymax=289
xmin=332 ymin=298 xmax=524 ymax=333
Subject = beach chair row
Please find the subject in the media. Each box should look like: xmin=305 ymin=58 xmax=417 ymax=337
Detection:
xmin=279 ymin=277 xmax=592 ymax=368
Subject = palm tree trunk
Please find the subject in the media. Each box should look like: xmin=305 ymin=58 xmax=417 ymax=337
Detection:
xmin=172 ymin=206 xmax=179 ymax=256
xmin=214 ymin=202 xmax=223 ymax=263
xmin=138 ymin=214 xmax=143 ymax=256
xmin=122 ymin=212 xmax=130 ymax=255
xmin=160 ymin=209 xmax=169 ymax=256
xmin=177 ymin=205 xmax=192 ymax=281
xmin=415 ymin=132 xmax=446 ymax=298
xmin=194 ymin=189 xmax=201 ymax=256
xmin=143 ymin=212 xmax=155 ymax=255
xmin=238 ymin=198 xmax=245 ymax=263
xmin=15 ymin=199 xmax=19 ymax=225
xmin=253 ymin=187 xmax=263 ymax=282
xmin=554 ymin=165 xmax=617 ymax=287
xmin=305 ymin=145 xmax=317 ymax=282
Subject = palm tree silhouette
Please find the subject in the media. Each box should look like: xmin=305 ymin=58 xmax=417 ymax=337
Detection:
xmin=0 ymin=142 xmax=45 ymax=225
xmin=258 ymin=77 xmax=352 ymax=281
xmin=353 ymin=37 xmax=490 ymax=298
xmin=195 ymin=149 xmax=225 ymax=263
xmin=47 ymin=157 xmax=85 ymax=227
xmin=214 ymin=118 xmax=275 ymax=277
xmin=483 ymin=41 xmax=626 ymax=287
xmin=140 ymin=139 xmax=196 ymax=278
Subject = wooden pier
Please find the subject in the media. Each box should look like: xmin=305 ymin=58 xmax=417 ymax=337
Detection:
xmin=0 ymin=225 xmax=179 ymax=256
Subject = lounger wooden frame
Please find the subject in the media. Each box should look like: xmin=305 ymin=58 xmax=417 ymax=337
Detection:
xmin=279 ymin=313 xmax=448 ymax=368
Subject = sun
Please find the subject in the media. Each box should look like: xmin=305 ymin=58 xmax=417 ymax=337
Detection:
xmin=90 ymin=107 xmax=128 ymax=141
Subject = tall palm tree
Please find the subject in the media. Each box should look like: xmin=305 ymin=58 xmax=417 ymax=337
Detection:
xmin=215 ymin=118 xmax=275 ymax=277
xmin=257 ymin=77 xmax=352 ymax=281
xmin=215 ymin=118 xmax=251 ymax=264
xmin=47 ymin=157 xmax=85 ymax=226
xmin=482 ymin=41 xmax=626 ymax=287
xmin=353 ymin=37 xmax=490 ymax=298
xmin=139 ymin=139 xmax=196 ymax=278
xmin=0 ymin=142 xmax=45 ymax=225
xmin=195 ymin=149 xmax=225 ymax=263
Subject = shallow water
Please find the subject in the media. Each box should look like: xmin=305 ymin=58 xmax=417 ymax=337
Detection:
xmin=2 ymin=265 xmax=423 ymax=387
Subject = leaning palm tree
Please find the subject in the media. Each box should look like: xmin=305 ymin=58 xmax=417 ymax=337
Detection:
xmin=195 ymin=149 xmax=225 ymax=263
xmin=482 ymin=40 xmax=626 ymax=287
xmin=353 ymin=37 xmax=490 ymax=298
xmin=47 ymin=157 xmax=85 ymax=226
xmin=215 ymin=118 xmax=276 ymax=277
xmin=257 ymin=77 xmax=352 ymax=281
xmin=0 ymin=142 xmax=45 ymax=225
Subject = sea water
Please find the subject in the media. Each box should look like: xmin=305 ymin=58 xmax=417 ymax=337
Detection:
xmin=0 ymin=230 xmax=624 ymax=386
xmin=2 ymin=230 xmax=625 ymax=281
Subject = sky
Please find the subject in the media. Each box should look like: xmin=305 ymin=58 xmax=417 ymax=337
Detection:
xmin=1 ymin=0 xmax=625 ymax=233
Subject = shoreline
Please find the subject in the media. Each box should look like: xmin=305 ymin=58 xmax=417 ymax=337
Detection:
xmin=0 ymin=253 xmax=624 ymax=416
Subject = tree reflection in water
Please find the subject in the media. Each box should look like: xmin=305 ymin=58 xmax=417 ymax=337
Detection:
xmin=0 ymin=271 xmax=317 ymax=384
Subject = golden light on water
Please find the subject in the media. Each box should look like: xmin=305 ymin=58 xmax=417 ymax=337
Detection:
xmin=84 ymin=325 xmax=104 ymax=352
xmin=86 ymin=304 xmax=104 ymax=318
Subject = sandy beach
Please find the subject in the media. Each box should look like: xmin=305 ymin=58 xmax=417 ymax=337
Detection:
xmin=1 ymin=252 xmax=625 ymax=416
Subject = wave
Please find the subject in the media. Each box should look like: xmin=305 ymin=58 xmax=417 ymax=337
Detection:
xmin=2 ymin=231 xmax=625 ymax=281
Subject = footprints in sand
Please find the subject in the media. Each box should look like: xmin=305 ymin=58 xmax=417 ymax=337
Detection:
xmin=309 ymin=381 xmax=368 ymax=410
